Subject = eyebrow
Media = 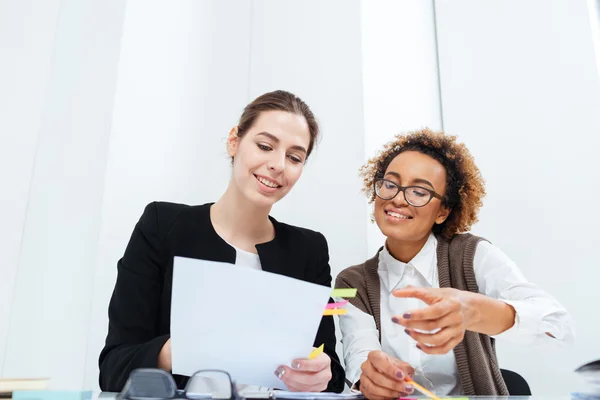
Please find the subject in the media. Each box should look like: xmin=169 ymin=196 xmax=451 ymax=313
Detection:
xmin=256 ymin=132 xmax=307 ymax=154
xmin=384 ymin=172 xmax=435 ymax=189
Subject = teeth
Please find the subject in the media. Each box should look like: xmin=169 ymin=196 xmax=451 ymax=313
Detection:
xmin=388 ymin=211 xmax=410 ymax=219
xmin=257 ymin=176 xmax=279 ymax=188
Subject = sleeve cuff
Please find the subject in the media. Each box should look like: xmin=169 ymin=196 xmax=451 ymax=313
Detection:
xmin=492 ymin=300 xmax=541 ymax=343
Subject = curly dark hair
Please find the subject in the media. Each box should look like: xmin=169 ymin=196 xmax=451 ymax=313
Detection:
xmin=360 ymin=128 xmax=486 ymax=239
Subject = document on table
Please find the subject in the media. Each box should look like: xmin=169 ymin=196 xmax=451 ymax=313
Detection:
xmin=239 ymin=390 xmax=365 ymax=399
xmin=171 ymin=256 xmax=332 ymax=388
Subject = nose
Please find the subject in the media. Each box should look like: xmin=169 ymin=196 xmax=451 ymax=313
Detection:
xmin=267 ymin=150 xmax=285 ymax=173
xmin=391 ymin=188 xmax=409 ymax=207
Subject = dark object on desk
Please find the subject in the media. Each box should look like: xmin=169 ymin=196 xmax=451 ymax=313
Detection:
xmin=573 ymin=359 xmax=600 ymax=398
xmin=575 ymin=359 xmax=600 ymax=373
xmin=118 ymin=368 xmax=242 ymax=400
xmin=500 ymin=369 xmax=531 ymax=396
xmin=117 ymin=369 xmax=176 ymax=399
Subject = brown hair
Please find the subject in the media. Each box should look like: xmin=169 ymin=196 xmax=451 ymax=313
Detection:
xmin=360 ymin=128 xmax=486 ymax=239
xmin=236 ymin=90 xmax=319 ymax=158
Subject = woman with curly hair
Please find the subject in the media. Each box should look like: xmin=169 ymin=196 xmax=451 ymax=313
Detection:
xmin=336 ymin=128 xmax=572 ymax=399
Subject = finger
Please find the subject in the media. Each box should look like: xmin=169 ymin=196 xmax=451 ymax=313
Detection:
xmin=392 ymin=287 xmax=439 ymax=304
xmin=283 ymin=377 xmax=328 ymax=393
xmin=367 ymin=351 xmax=405 ymax=381
xmin=359 ymin=374 xmax=403 ymax=400
xmin=388 ymin=359 xmax=415 ymax=379
xmin=283 ymin=378 xmax=327 ymax=393
xmin=392 ymin=299 xmax=458 ymax=325
xmin=393 ymin=311 xmax=462 ymax=331
xmin=361 ymin=359 xmax=411 ymax=393
xmin=416 ymin=333 xmax=464 ymax=355
xmin=405 ymin=326 xmax=460 ymax=347
xmin=281 ymin=370 xmax=331 ymax=392
xmin=280 ymin=366 xmax=332 ymax=388
xmin=291 ymin=353 xmax=330 ymax=372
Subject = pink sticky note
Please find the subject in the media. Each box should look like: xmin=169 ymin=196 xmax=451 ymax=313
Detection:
xmin=325 ymin=300 xmax=349 ymax=309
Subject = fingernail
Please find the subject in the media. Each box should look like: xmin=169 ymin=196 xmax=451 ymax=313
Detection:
xmin=392 ymin=317 xmax=399 ymax=323
xmin=274 ymin=367 xmax=285 ymax=379
xmin=405 ymin=384 xmax=414 ymax=393
xmin=404 ymin=329 xmax=411 ymax=336
xmin=396 ymin=370 xmax=404 ymax=379
xmin=292 ymin=361 xmax=301 ymax=369
xmin=403 ymin=313 xmax=412 ymax=319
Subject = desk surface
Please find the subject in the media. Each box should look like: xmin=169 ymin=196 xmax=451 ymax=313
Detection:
xmin=97 ymin=395 xmax=570 ymax=400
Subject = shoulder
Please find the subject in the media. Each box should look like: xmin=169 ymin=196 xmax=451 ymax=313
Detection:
xmin=439 ymin=232 xmax=491 ymax=258
xmin=145 ymin=201 xmax=191 ymax=220
xmin=272 ymin=218 xmax=328 ymax=249
xmin=444 ymin=232 xmax=489 ymax=247
xmin=335 ymin=262 xmax=367 ymax=288
xmin=138 ymin=201 xmax=210 ymax=239
xmin=446 ymin=233 xmax=518 ymax=275
xmin=446 ymin=232 xmax=510 ymax=262
xmin=335 ymin=255 xmax=379 ymax=315
xmin=472 ymin=237 xmax=516 ymax=267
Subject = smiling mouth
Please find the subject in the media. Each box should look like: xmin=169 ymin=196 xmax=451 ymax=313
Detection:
xmin=385 ymin=210 xmax=413 ymax=220
xmin=254 ymin=174 xmax=282 ymax=189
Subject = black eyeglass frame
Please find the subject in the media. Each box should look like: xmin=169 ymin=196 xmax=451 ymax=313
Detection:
xmin=373 ymin=178 xmax=443 ymax=207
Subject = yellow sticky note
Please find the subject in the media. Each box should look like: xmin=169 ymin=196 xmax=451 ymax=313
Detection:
xmin=331 ymin=288 xmax=357 ymax=298
xmin=308 ymin=344 xmax=324 ymax=359
xmin=323 ymin=309 xmax=347 ymax=316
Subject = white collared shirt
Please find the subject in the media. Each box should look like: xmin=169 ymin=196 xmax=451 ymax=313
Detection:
xmin=339 ymin=233 xmax=574 ymax=396
xmin=224 ymin=241 xmax=266 ymax=393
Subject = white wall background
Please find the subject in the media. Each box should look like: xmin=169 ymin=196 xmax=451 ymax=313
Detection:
xmin=0 ymin=0 xmax=126 ymax=390
xmin=0 ymin=0 xmax=61 ymax=378
xmin=1 ymin=0 xmax=599 ymax=395
xmin=590 ymin=0 xmax=600 ymax=77
xmin=361 ymin=0 xmax=443 ymax=256
xmin=434 ymin=0 xmax=600 ymax=392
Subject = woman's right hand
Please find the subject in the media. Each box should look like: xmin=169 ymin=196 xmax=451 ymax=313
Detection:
xmin=359 ymin=350 xmax=415 ymax=400
xmin=158 ymin=338 xmax=172 ymax=371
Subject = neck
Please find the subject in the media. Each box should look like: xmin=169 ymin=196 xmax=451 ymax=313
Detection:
xmin=211 ymin=183 xmax=274 ymax=246
xmin=385 ymin=233 xmax=431 ymax=263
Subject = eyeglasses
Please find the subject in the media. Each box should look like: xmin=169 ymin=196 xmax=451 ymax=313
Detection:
xmin=374 ymin=178 xmax=443 ymax=207
xmin=118 ymin=368 xmax=242 ymax=400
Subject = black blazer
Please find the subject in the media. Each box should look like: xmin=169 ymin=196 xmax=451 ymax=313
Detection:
xmin=99 ymin=202 xmax=345 ymax=393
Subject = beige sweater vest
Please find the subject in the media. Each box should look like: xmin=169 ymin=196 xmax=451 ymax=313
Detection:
xmin=335 ymin=233 xmax=509 ymax=396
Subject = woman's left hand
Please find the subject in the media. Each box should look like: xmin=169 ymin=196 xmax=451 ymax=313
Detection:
xmin=275 ymin=351 xmax=332 ymax=392
xmin=391 ymin=287 xmax=480 ymax=355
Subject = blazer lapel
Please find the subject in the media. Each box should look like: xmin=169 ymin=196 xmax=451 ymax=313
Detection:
xmin=257 ymin=217 xmax=304 ymax=280
xmin=183 ymin=203 xmax=236 ymax=264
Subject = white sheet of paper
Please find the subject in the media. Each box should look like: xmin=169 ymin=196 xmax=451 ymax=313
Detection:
xmin=171 ymin=256 xmax=332 ymax=388
xmin=237 ymin=390 xmax=364 ymax=399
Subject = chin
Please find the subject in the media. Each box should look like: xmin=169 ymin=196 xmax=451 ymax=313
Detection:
xmin=381 ymin=227 xmax=413 ymax=242
xmin=246 ymin=190 xmax=283 ymax=208
xmin=375 ymin=216 xmax=412 ymax=241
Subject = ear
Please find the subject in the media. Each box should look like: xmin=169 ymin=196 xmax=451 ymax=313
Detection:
xmin=226 ymin=126 xmax=240 ymax=158
xmin=435 ymin=205 xmax=451 ymax=225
